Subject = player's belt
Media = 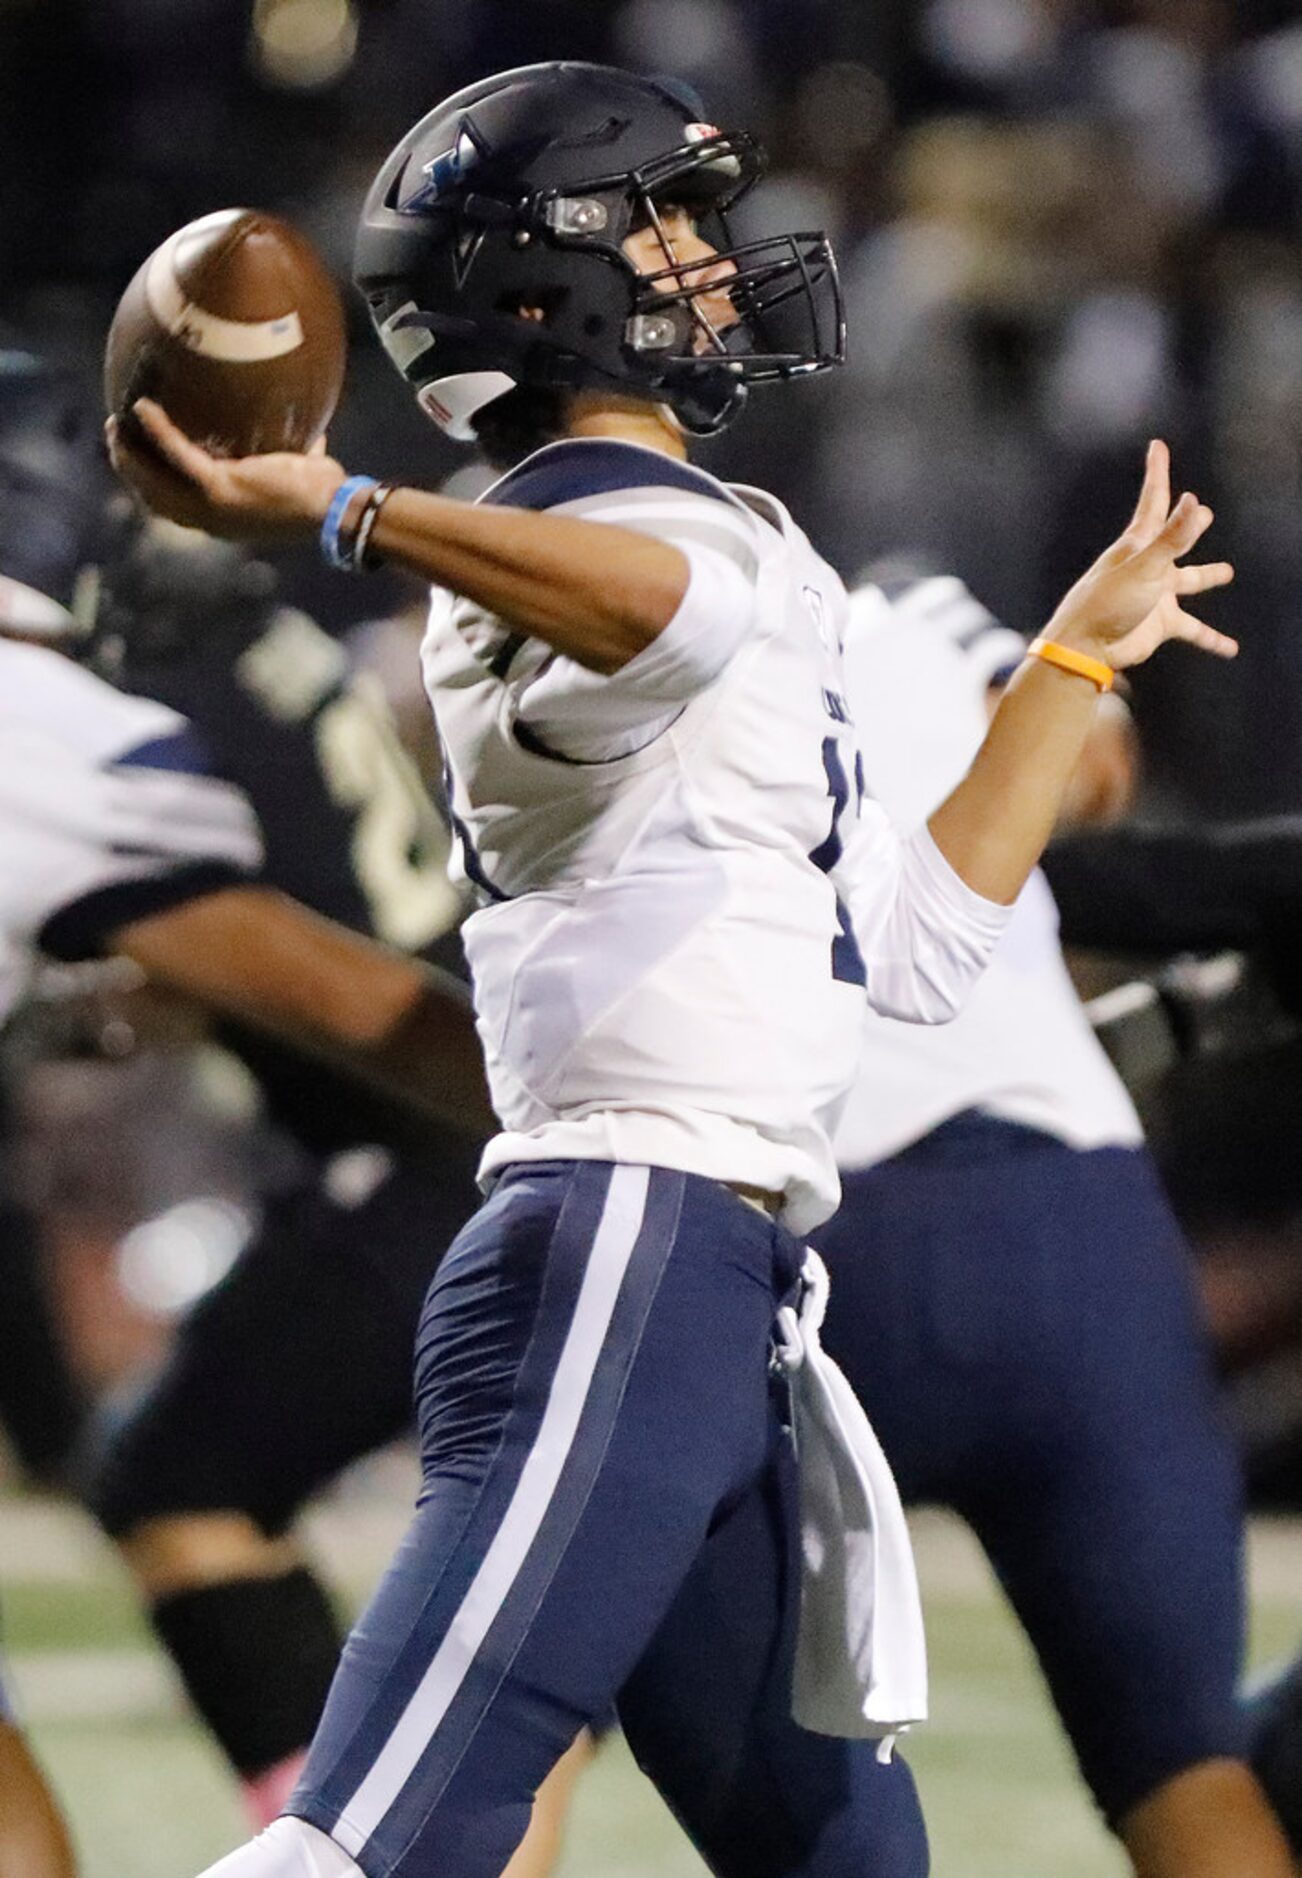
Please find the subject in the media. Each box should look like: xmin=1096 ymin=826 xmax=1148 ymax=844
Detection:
xmin=725 ymin=1180 xmax=784 ymax=1218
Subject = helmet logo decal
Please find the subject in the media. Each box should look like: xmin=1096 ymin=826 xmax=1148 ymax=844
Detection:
xmin=401 ymin=119 xmax=490 ymax=284
xmin=404 ymin=123 xmax=483 ymax=215
xmin=684 ymin=123 xmax=722 ymax=143
xmin=427 ymin=128 xmax=479 ymax=194
xmin=452 ymin=224 xmax=486 ymax=288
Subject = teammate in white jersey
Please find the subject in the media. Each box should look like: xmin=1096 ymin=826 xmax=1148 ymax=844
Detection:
xmin=107 ymin=59 xmax=1260 ymax=1878
xmin=0 ymin=630 xmax=489 ymax=1131
xmin=0 ymin=518 xmax=501 ymax=1878
xmin=814 ymin=571 xmax=1289 ymax=1877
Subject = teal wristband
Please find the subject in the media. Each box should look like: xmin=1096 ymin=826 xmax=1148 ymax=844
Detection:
xmin=320 ymin=475 xmax=378 ymax=570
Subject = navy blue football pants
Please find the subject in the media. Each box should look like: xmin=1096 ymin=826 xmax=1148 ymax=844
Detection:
xmin=288 ymin=1161 xmax=928 ymax=1878
xmin=813 ymin=1113 xmax=1248 ymax=1827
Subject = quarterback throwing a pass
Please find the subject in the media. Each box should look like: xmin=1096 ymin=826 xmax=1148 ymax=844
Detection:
xmin=110 ymin=61 xmax=1269 ymax=1878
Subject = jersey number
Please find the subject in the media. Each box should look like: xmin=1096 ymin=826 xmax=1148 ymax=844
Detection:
xmin=315 ymin=677 xmax=459 ymax=949
xmin=809 ymin=735 xmax=867 ymax=987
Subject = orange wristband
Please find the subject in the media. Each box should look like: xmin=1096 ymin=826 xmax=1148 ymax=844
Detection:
xmin=1026 ymin=637 xmax=1115 ymax=693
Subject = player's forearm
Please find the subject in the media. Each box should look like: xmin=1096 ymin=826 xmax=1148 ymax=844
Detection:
xmin=366 ymin=487 xmax=690 ymax=674
xmin=110 ymin=404 xmax=690 ymax=674
xmin=348 ymin=979 xmax=496 ymax=1140
xmin=1045 ymin=818 xmax=1302 ymax=954
xmin=926 ymin=655 xmax=1102 ymax=905
xmin=114 ymin=885 xmax=495 ymax=1140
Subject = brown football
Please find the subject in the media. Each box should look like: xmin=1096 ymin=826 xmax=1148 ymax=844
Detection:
xmin=104 ymin=208 xmax=347 ymax=458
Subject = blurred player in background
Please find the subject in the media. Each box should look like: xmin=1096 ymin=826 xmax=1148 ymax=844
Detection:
xmin=1039 ymin=768 xmax=1302 ymax=1863
xmin=81 ymin=515 xmax=477 ymax=1831
xmin=813 ymin=568 xmax=1289 ymax=1878
xmin=0 ymin=349 xmax=101 ymax=1506
xmin=79 ymin=512 xmax=583 ymax=1874
xmin=0 ymin=1685 xmax=75 ymax=1878
xmin=0 ymin=349 xmax=520 ymax=1873
xmin=110 ymin=61 xmax=1257 ymax=1878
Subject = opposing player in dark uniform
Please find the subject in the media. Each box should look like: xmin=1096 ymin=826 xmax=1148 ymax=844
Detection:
xmin=1042 ymin=799 xmax=1302 ymax=1861
xmin=0 ymin=346 xmax=496 ymax=1869
xmin=81 ymin=518 xmax=485 ymax=1829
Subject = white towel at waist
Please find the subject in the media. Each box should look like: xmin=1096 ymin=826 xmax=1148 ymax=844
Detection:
xmin=773 ymin=1248 xmax=928 ymax=1757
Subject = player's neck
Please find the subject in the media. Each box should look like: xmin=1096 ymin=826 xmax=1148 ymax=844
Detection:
xmin=564 ymin=392 xmax=689 ymax=462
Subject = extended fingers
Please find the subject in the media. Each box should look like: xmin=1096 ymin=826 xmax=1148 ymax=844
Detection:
xmin=1174 ymin=559 xmax=1234 ymax=596
xmin=1127 ymin=439 xmax=1171 ymax=547
xmin=105 ymin=413 xmax=210 ymax=527
xmin=1145 ymin=491 xmax=1212 ymax=562
xmin=131 ymin=398 xmax=215 ymax=485
xmin=1167 ymin=606 xmax=1239 ymax=659
xmin=105 ymin=413 xmax=178 ymax=496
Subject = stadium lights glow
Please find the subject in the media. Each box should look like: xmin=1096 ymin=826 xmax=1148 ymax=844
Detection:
xmin=249 ymin=0 xmax=359 ymax=91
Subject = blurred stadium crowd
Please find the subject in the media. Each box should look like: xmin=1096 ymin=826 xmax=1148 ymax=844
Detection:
xmin=3 ymin=6 xmax=1302 ymax=1865
xmin=6 ymin=0 xmax=1302 ymax=806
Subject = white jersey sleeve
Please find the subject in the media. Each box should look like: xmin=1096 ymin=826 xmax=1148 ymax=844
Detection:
xmin=837 ymin=809 xmax=1015 ymax=1025
xmin=0 ymin=641 xmax=263 ymax=1000
xmin=433 ymin=438 xmax=765 ymax=763
xmin=820 ymin=571 xmax=1019 ymax=1024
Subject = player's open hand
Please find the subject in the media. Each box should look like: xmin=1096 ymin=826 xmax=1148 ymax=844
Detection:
xmin=1046 ymin=441 xmax=1237 ymax=672
xmin=106 ymin=399 xmax=347 ymax=545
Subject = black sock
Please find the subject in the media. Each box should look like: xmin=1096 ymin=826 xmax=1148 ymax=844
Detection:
xmin=150 ymin=1567 xmax=342 ymax=1777
xmin=0 ymin=1205 xmax=87 ymax=1483
xmin=1251 ymin=1656 xmax=1302 ymax=1854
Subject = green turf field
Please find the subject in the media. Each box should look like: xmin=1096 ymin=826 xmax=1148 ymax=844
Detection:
xmin=3 ymin=1492 xmax=1298 ymax=1877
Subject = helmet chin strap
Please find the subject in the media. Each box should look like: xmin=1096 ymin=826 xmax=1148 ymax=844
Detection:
xmin=671 ymin=373 xmax=748 ymax=437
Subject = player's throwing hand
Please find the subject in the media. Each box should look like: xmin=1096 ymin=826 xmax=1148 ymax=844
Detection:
xmin=1047 ymin=439 xmax=1237 ymax=670
xmin=106 ymin=400 xmax=346 ymax=544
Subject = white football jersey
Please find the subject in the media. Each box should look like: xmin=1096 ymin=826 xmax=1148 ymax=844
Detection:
xmin=833 ymin=576 xmax=1142 ymax=1168
xmin=0 ymin=637 xmax=263 ymax=1022
xmin=423 ymin=441 xmax=1010 ymax=1232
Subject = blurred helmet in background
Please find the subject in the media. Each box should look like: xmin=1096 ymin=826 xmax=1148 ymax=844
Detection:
xmin=0 ymin=344 xmax=120 ymax=641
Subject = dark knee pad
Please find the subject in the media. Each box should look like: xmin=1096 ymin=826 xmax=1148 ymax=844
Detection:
xmin=1249 ymin=1657 xmax=1302 ymax=1853
xmin=85 ymin=1180 xmax=441 ymax=1539
xmin=151 ymin=1569 xmax=343 ymax=1777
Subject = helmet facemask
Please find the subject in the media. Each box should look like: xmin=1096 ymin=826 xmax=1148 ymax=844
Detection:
xmin=573 ymin=132 xmax=845 ymax=432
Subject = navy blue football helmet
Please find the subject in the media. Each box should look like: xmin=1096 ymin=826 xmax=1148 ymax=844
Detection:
xmin=0 ymin=344 xmax=121 ymax=637
xmin=354 ymin=62 xmax=844 ymax=440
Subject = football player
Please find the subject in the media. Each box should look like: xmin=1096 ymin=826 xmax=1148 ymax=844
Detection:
xmin=80 ymin=515 xmax=477 ymax=1832
xmin=0 ymin=358 xmax=491 ymax=1874
xmin=0 ymin=1685 xmax=75 ymax=1878
xmin=813 ymin=568 xmax=1290 ymax=1878
xmin=0 ymin=350 xmax=102 ymax=1505
xmin=109 ymin=61 xmax=1253 ymax=1878
xmin=77 ymin=514 xmax=586 ymax=1874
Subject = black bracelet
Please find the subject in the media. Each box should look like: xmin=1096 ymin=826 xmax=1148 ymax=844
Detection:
xmin=350 ymin=481 xmax=395 ymax=572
